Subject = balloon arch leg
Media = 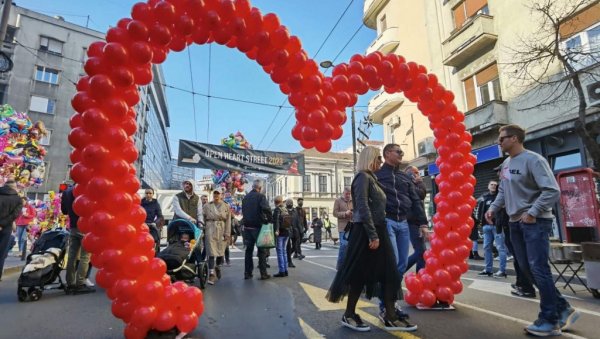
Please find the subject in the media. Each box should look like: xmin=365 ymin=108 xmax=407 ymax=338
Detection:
xmin=68 ymin=0 xmax=476 ymax=337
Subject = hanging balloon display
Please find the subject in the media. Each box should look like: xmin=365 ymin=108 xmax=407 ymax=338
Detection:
xmin=69 ymin=0 xmax=474 ymax=337
xmin=0 ymin=104 xmax=48 ymax=189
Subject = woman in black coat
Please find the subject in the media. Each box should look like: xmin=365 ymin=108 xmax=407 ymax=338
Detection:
xmin=326 ymin=146 xmax=404 ymax=332
xmin=311 ymin=217 xmax=323 ymax=249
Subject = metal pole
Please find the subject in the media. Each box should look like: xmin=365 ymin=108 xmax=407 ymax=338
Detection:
xmin=411 ymin=112 xmax=417 ymax=158
xmin=0 ymin=1 xmax=11 ymax=43
xmin=351 ymin=107 xmax=357 ymax=172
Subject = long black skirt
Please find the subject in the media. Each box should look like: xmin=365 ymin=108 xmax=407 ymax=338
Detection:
xmin=326 ymin=221 xmax=400 ymax=303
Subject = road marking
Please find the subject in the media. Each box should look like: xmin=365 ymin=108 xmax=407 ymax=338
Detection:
xmin=298 ymin=282 xmax=420 ymax=338
xmin=464 ymin=277 xmax=600 ymax=318
xmin=298 ymin=317 xmax=325 ymax=338
xmin=452 ymin=301 xmax=588 ymax=339
xmin=355 ymin=309 xmax=420 ymax=339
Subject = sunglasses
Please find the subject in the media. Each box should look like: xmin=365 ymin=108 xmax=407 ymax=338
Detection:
xmin=498 ymin=135 xmax=514 ymax=143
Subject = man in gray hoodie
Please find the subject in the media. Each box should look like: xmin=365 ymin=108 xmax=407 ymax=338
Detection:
xmin=485 ymin=124 xmax=578 ymax=337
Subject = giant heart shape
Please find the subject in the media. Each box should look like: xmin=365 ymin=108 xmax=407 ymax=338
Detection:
xmin=69 ymin=0 xmax=475 ymax=337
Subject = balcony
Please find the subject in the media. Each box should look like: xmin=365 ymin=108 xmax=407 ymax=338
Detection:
xmin=366 ymin=27 xmax=400 ymax=55
xmin=363 ymin=0 xmax=390 ymax=29
xmin=442 ymin=14 xmax=497 ymax=67
xmin=464 ymin=100 xmax=508 ymax=135
xmin=368 ymin=91 xmax=404 ymax=124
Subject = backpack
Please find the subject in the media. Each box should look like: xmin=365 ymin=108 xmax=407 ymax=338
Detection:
xmin=281 ymin=207 xmax=293 ymax=229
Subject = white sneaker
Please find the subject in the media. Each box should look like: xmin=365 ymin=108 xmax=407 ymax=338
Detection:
xmin=84 ymin=279 xmax=95 ymax=287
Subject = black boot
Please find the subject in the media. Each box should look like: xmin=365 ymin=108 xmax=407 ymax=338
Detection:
xmin=472 ymin=252 xmax=484 ymax=260
xmin=274 ymin=272 xmax=286 ymax=278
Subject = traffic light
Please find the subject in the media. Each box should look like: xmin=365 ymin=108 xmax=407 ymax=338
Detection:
xmin=59 ymin=183 xmax=68 ymax=193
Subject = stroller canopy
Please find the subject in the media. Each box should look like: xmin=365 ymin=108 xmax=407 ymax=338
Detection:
xmin=166 ymin=219 xmax=200 ymax=244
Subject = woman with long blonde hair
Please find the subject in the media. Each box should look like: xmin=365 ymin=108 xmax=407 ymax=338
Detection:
xmin=326 ymin=146 xmax=403 ymax=331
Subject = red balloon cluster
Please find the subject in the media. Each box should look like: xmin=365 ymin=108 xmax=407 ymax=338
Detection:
xmin=69 ymin=0 xmax=474 ymax=335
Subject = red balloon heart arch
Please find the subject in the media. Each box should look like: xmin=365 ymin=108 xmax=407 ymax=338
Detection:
xmin=68 ymin=0 xmax=476 ymax=337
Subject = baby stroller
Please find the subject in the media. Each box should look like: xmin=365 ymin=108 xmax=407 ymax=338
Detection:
xmin=17 ymin=228 xmax=69 ymax=302
xmin=159 ymin=219 xmax=209 ymax=289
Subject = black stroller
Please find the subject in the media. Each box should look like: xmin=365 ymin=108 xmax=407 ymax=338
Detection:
xmin=159 ymin=219 xmax=209 ymax=289
xmin=17 ymin=228 xmax=69 ymax=302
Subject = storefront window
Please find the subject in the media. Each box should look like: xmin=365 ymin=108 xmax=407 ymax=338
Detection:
xmin=551 ymin=152 xmax=582 ymax=171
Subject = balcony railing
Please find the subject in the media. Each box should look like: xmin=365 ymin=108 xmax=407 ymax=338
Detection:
xmin=464 ymin=100 xmax=508 ymax=135
xmin=442 ymin=14 xmax=497 ymax=67
xmin=368 ymin=91 xmax=404 ymax=124
xmin=363 ymin=0 xmax=389 ymax=29
xmin=366 ymin=27 xmax=400 ymax=55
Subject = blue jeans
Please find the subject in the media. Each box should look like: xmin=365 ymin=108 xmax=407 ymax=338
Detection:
xmin=483 ymin=224 xmax=507 ymax=273
xmin=276 ymin=236 xmax=289 ymax=273
xmin=380 ymin=218 xmax=410 ymax=311
xmin=336 ymin=231 xmax=348 ymax=270
xmin=510 ymin=219 xmax=570 ymax=324
xmin=16 ymin=226 xmax=27 ymax=254
xmin=406 ymin=224 xmax=426 ymax=272
xmin=387 ymin=219 xmax=410 ymax=276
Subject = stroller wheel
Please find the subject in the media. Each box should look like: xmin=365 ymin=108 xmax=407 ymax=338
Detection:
xmin=198 ymin=262 xmax=208 ymax=289
xmin=17 ymin=288 xmax=27 ymax=302
xmin=28 ymin=287 xmax=42 ymax=301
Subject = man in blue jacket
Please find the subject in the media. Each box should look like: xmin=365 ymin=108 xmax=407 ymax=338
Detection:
xmin=376 ymin=144 xmax=427 ymax=327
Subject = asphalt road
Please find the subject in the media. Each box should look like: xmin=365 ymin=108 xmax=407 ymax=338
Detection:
xmin=0 ymin=241 xmax=599 ymax=339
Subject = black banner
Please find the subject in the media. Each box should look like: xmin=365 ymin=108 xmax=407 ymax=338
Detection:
xmin=177 ymin=140 xmax=305 ymax=176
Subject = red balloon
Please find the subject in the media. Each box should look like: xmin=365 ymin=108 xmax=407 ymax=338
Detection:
xmin=420 ymin=272 xmax=436 ymax=291
xmin=405 ymin=276 xmax=424 ymax=295
xmin=404 ymin=290 xmax=419 ymax=306
xmin=124 ymin=323 xmax=148 ymax=339
xmin=136 ymin=280 xmax=165 ymax=305
xmin=112 ymin=299 xmax=137 ymax=321
xmin=153 ymin=309 xmax=177 ymax=332
xmin=433 ymin=269 xmax=453 ymax=287
xmin=444 ymin=231 xmax=462 ymax=248
xmin=450 ymin=280 xmax=464 ymax=294
xmin=436 ymin=286 xmax=454 ymax=304
xmin=177 ymin=312 xmax=199 ymax=333
xmin=115 ymin=278 xmax=139 ymax=302
xmin=314 ymin=139 xmax=332 ymax=153
xmin=446 ymin=264 xmax=462 ymax=280
xmin=419 ymin=290 xmax=436 ymax=307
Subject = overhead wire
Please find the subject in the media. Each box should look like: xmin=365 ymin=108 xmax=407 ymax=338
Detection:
xmin=263 ymin=0 xmax=358 ymax=150
xmin=313 ymin=0 xmax=355 ymax=58
xmin=187 ymin=48 xmax=199 ymax=141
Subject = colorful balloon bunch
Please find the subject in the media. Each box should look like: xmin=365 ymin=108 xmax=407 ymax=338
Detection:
xmin=0 ymin=104 xmax=48 ymax=188
xmin=29 ymin=192 xmax=69 ymax=240
xmin=221 ymin=131 xmax=252 ymax=149
xmin=212 ymin=131 xmax=250 ymax=194
xmin=68 ymin=0 xmax=473 ymax=336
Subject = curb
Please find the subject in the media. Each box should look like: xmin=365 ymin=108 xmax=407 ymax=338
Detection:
xmin=4 ymin=264 xmax=24 ymax=276
xmin=467 ymin=261 xmax=589 ymax=287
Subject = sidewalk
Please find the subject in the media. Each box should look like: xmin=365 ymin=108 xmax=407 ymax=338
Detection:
xmin=3 ymin=250 xmax=26 ymax=276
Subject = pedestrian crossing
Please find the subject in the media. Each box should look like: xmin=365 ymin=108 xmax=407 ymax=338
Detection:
xmin=227 ymin=242 xmax=339 ymax=253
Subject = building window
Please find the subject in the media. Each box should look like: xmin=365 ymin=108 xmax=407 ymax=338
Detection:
xmin=29 ymin=95 xmax=56 ymax=114
xmin=462 ymin=63 xmax=502 ymax=111
xmin=319 ymin=175 xmax=327 ymax=193
xmin=379 ymin=15 xmax=387 ymax=32
xmin=344 ymin=176 xmax=352 ymax=188
xmin=39 ymin=36 xmax=63 ymax=55
xmin=66 ymin=164 xmax=73 ymax=181
xmin=39 ymin=129 xmax=52 ymax=146
xmin=35 ymin=66 xmax=59 ymax=85
xmin=562 ymin=23 xmax=600 ymax=71
xmin=551 ymin=151 xmax=582 ymax=171
xmin=4 ymin=26 xmax=16 ymax=43
xmin=303 ymin=175 xmax=311 ymax=192
xmin=452 ymin=0 xmax=488 ymax=29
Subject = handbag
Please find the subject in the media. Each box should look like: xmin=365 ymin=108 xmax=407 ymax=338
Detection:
xmin=256 ymin=223 xmax=276 ymax=249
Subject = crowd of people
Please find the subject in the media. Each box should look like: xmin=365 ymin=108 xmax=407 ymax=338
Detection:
xmin=0 ymin=123 xmax=586 ymax=337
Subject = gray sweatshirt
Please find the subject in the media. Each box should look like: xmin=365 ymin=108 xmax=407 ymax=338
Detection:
xmin=488 ymin=150 xmax=559 ymax=222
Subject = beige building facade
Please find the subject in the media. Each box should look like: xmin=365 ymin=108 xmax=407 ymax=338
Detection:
xmin=365 ymin=0 xmax=600 ymax=199
xmin=266 ymin=149 xmax=354 ymax=221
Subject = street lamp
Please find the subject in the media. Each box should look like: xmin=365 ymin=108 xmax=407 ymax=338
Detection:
xmin=320 ymin=60 xmax=357 ymax=172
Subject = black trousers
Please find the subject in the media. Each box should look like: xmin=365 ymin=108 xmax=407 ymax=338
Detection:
xmin=243 ymin=228 xmax=267 ymax=276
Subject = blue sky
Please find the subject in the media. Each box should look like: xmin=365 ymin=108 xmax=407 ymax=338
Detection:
xmin=21 ymin=0 xmax=383 ymax=156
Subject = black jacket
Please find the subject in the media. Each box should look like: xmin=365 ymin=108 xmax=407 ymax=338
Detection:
xmin=60 ymin=186 xmax=78 ymax=229
xmin=0 ymin=185 xmax=22 ymax=229
xmin=352 ymin=171 xmax=386 ymax=241
xmin=242 ymin=190 xmax=272 ymax=228
xmin=141 ymin=198 xmax=163 ymax=224
xmin=375 ymin=163 xmax=427 ymax=225
xmin=476 ymin=192 xmax=497 ymax=225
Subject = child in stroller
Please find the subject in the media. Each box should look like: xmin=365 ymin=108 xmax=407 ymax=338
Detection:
xmin=17 ymin=228 xmax=69 ymax=302
xmin=158 ymin=219 xmax=209 ymax=289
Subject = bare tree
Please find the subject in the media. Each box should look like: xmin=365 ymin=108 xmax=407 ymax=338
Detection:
xmin=508 ymin=0 xmax=600 ymax=167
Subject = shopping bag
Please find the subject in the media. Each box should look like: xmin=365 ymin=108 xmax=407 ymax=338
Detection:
xmin=256 ymin=224 xmax=275 ymax=249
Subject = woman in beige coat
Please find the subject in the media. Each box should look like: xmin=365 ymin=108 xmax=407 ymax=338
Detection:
xmin=203 ymin=189 xmax=231 ymax=285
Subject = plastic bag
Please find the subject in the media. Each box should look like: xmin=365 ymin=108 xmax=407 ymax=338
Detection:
xmin=256 ymin=224 xmax=275 ymax=249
